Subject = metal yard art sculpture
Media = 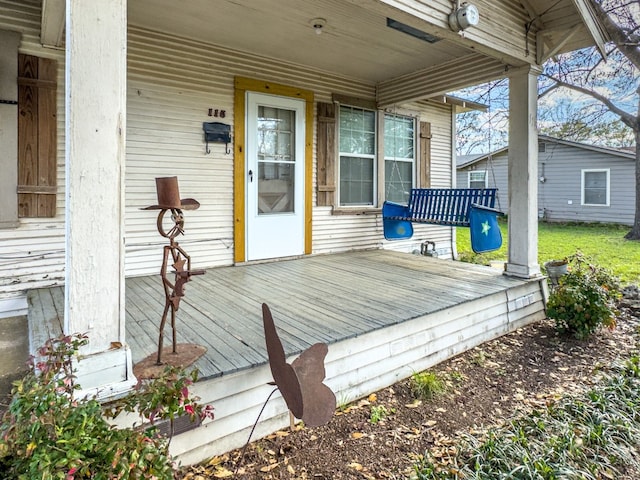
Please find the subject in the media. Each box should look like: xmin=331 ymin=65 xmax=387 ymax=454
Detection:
xmin=140 ymin=176 xmax=206 ymax=369
xmin=235 ymin=303 xmax=336 ymax=473
xmin=262 ymin=302 xmax=336 ymax=428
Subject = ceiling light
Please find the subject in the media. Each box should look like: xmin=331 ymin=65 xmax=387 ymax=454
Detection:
xmin=310 ymin=18 xmax=326 ymax=35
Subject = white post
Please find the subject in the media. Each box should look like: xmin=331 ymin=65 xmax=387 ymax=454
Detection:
xmin=505 ymin=67 xmax=542 ymax=279
xmin=65 ymin=0 xmax=135 ymax=398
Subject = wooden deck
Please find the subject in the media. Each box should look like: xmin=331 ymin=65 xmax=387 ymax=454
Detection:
xmin=27 ymin=250 xmax=548 ymax=464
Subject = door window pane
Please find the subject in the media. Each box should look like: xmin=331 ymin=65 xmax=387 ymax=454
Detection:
xmin=257 ymin=106 xmax=295 ymax=214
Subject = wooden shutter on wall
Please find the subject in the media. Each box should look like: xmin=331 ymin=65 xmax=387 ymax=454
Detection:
xmin=419 ymin=121 xmax=432 ymax=188
xmin=316 ymin=102 xmax=336 ymax=207
xmin=18 ymin=54 xmax=57 ymax=218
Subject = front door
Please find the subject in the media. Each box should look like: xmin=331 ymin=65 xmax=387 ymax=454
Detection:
xmin=246 ymin=92 xmax=305 ymax=260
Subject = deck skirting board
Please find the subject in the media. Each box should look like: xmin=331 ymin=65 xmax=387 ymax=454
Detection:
xmin=170 ymin=278 xmax=546 ymax=465
xmin=25 ymin=252 xmax=547 ymax=465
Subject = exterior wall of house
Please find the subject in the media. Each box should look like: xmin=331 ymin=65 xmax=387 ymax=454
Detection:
xmin=457 ymin=142 xmax=635 ymax=225
xmin=0 ymin=1 xmax=67 ymax=314
xmin=538 ymin=142 xmax=635 ymax=225
xmin=457 ymin=152 xmax=509 ymax=212
xmin=0 ymin=3 xmax=458 ymax=312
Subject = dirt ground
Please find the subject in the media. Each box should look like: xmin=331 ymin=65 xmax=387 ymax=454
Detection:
xmin=180 ymin=289 xmax=640 ymax=480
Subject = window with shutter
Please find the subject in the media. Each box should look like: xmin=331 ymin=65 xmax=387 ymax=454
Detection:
xmin=18 ymin=54 xmax=57 ymax=218
xmin=317 ymin=96 xmax=432 ymax=211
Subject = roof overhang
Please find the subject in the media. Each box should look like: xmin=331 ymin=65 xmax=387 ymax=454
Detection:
xmin=40 ymin=0 xmax=65 ymax=48
xmin=570 ymin=0 xmax=610 ymax=58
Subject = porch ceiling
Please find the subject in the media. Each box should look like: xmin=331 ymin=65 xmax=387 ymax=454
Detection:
xmin=127 ymin=0 xmax=473 ymax=84
xmin=41 ymin=0 xmax=605 ymax=101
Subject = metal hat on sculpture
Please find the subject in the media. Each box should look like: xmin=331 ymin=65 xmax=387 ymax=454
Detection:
xmin=143 ymin=176 xmax=200 ymax=211
xmin=262 ymin=303 xmax=336 ymax=427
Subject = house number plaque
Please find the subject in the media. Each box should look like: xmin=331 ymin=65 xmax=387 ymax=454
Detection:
xmin=208 ymin=108 xmax=226 ymax=118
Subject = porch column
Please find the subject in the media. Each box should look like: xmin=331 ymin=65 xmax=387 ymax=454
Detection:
xmin=505 ymin=66 xmax=542 ymax=279
xmin=65 ymin=0 xmax=135 ymax=398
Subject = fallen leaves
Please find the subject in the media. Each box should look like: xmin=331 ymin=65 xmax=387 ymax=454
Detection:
xmin=178 ymin=316 xmax=640 ymax=480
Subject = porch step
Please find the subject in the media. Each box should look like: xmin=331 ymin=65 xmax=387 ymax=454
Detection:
xmin=27 ymin=286 xmax=64 ymax=354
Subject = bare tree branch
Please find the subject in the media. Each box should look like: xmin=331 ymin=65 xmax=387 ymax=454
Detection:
xmin=541 ymin=74 xmax=637 ymax=129
xmin=591 ymin=0 xmax=640 ymax=68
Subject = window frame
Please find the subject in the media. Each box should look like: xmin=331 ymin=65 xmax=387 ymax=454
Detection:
xmin=337 ymin=104 xmax=378 ymax=207
xmin=326 ymin=95 xmax=429 ymax=212
xmin=468 ymin=170 xmax=487 ymax=189
xmin=581 ymin=168 xmax=610 ymax=206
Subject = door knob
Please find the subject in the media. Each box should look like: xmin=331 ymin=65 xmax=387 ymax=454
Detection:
xmin=248 ymin=169 xmax=253 ymax=182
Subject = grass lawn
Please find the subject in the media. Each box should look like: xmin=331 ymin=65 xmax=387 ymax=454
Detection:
xmin=456 ymin=220 xmax=640 ymax=284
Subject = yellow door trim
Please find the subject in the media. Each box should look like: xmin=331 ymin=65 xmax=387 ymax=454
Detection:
xmin=233 ymin=77 xmax=314 ymax=263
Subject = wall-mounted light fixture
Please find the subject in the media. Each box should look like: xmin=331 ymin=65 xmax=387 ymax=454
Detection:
xmin=310 ymin=18 xmax=326 ymax=35
xmin=448 ymin=2 xmax=479 ymax=31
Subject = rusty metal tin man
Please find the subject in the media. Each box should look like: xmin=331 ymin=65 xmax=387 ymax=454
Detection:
xmin=143 ymin=176 xmax=205 ymax=365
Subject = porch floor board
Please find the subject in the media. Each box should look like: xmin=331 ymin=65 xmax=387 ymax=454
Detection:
xmin=125 ymin=250 xmax=528 ymax=380
xmin=28 ymin=250 xmax=540 ymax=382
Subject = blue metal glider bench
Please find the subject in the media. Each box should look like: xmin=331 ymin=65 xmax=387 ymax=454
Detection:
xmin=382 ymin=188 xmax=504 ymax=253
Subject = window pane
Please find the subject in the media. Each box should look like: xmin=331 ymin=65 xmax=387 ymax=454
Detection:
xmin=340 ymin=157 xmax=374 ymax=205
xmin=384 ymin=114 xmax=414 ymax=202
xmin=584 ymin=171 xmax=607 ymax=205
xmin=469 ymin=171 xmax=486 ymax=189
xmin=339 ymin=106 xmax=376 ymax=206
xmin=339 ymin=106 xmax=375 ymax=155
xmin=385 ymin=160 xmax=412 ymax=203
xmin=258 ymin=106 xmax=295 ymax=161
xmin=384 ymin=115 xmax=414 ymax=159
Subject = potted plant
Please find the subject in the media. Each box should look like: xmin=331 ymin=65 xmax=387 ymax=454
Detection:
xmin=544 ymin=258 xmax=568 ymax=285
xmin=546 ymin=252 xmax=621 ymax=339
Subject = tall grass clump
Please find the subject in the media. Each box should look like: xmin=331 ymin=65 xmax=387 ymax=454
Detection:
xmin=410 ymin=371 xmax=446 ymax=400
xmin=411 ymin=357 xmax=640 ymax=479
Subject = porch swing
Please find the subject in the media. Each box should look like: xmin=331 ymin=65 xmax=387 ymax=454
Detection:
xmin=382 ymin=99 xmax=503 ymax=253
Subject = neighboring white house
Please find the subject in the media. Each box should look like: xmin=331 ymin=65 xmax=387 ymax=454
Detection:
xmin=457 ymin=135 xmax=636 ymax=224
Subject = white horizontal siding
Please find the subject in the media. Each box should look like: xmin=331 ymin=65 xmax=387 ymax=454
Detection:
xmin=169 ymin=277 xmax=546 ymax=465
xmin=0 ymin=6 xmax=459 ymax=304
xmin=0 ymin=0 xmax=67 ymax=302
xmin=127 ymin=26 xmax=457 ymax=270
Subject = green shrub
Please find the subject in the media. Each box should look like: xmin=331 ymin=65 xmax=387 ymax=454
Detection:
xmin=410 ymin=371 xmax=446 ymax=400
xmin=546 ymin=251 xmax=620 ymax=339
xmin=0 ymin=334 xmax=214 ymax=479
